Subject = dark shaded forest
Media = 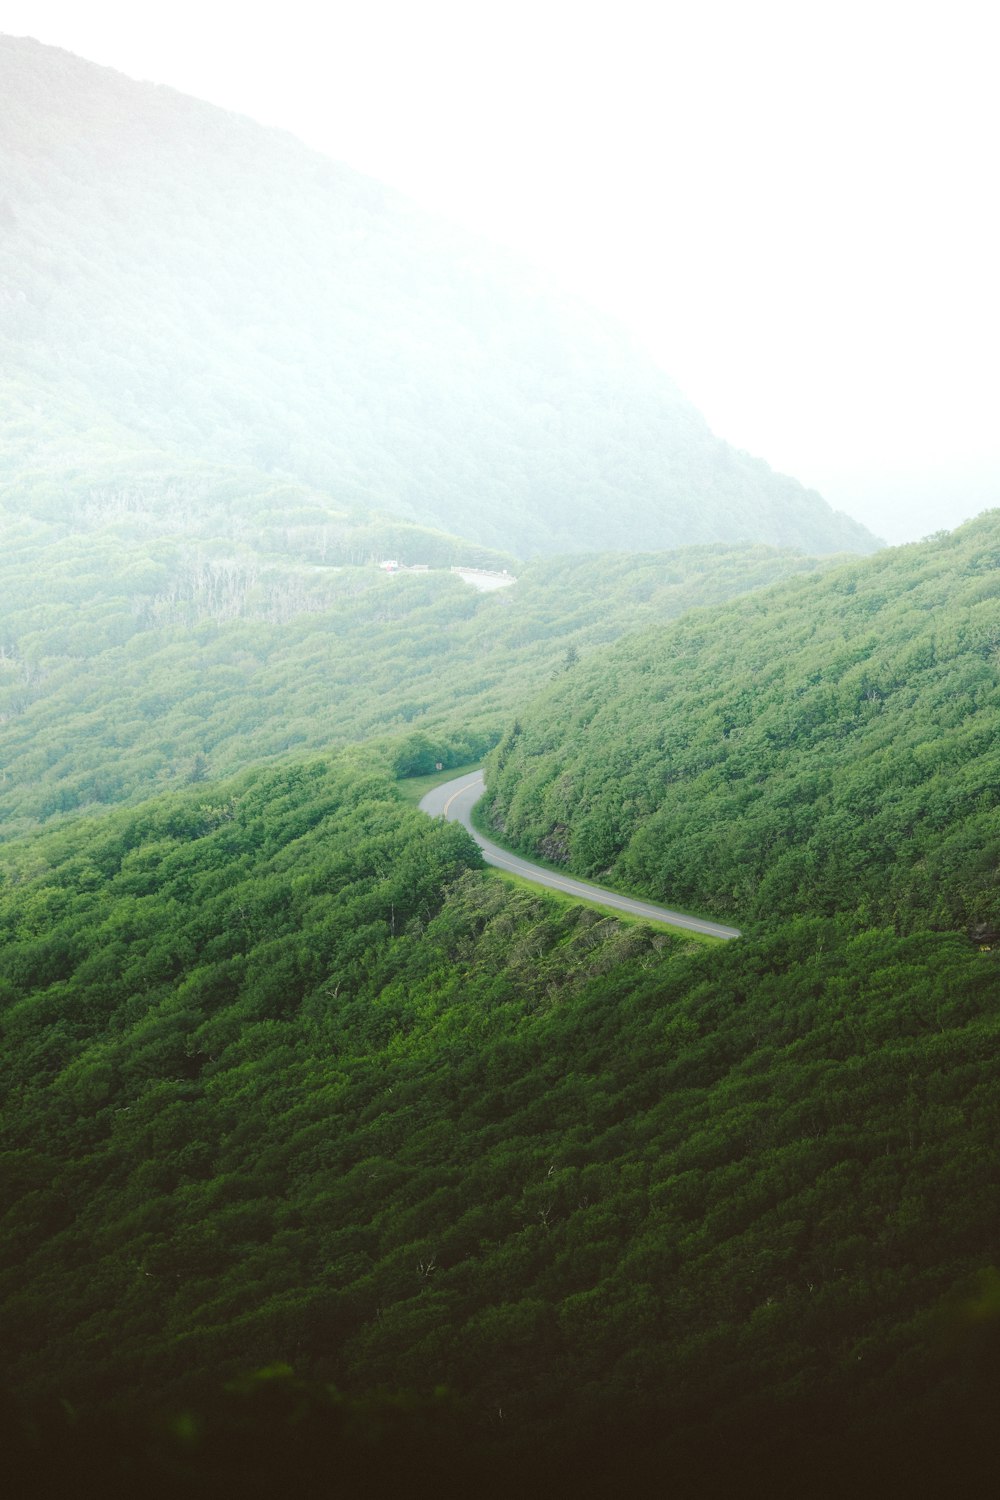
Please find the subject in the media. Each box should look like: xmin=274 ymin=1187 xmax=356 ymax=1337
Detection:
xmin=3 ymin=759 xmax=999 ymax=1497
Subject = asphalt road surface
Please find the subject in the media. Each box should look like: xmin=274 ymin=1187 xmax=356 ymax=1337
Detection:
xmin=419 ymin=771 xmax=741 ymax=941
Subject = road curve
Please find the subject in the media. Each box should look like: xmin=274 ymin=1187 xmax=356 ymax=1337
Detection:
xmin=419 ymin=771 xmax=741 ymax=941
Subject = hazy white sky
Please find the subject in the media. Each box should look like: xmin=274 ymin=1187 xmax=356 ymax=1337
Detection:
xmin=4 ymin=0 xmax=998 ymax=541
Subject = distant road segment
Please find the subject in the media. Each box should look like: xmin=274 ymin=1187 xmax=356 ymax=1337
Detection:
xmin=419 ymin=771 xmax=742 ymax=941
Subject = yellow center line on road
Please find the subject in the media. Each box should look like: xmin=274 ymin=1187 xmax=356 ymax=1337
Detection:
xmin=442 ymin=772 xmax=483 ymax=820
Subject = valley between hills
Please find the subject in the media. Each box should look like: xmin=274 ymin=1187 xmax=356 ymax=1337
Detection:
xmin=2 ymin=31 xmax=999 ymax=1500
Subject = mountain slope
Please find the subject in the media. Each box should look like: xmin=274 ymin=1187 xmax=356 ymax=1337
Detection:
xmin=0 ymin=34 xmax=878 ymax=558
xmin=3 ymin=758 xmax=999 ymax=1495
xmin=482 ymin=511 xmax=1000 ymax=932
xmin=0 ymin=506 xmax=829 ymax=840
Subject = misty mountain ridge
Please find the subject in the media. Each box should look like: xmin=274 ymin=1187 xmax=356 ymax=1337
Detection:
xmin=0 ymin=33 xmax=879 ymax=558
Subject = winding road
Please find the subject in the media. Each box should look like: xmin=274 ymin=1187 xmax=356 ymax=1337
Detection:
xmin=419 ymin=771 xmax=741 ymax=941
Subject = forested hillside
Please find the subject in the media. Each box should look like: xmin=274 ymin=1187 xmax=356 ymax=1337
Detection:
xmin=0 ymin=511 xmax=826 ymax=839
xmin=3 ymin=759 xmax=1000 ymax=1496
xmin=484 ymin=512 xmax=1000 ymax=935
xmin=0 ymin=34 xmax=878 ymax=559
xmin=3 ymin=29 xmax=998 ymax=1500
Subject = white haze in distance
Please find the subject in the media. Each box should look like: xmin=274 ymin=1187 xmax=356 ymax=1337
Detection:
xmin=4 ymin=0 xmax=998 ymax=544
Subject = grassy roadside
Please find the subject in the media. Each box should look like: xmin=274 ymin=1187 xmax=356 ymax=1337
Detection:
xmin=394 ymin=761 xmax=484 ymax=804
xmin=467 ymin=785 xmax=726 ymax=945
xmin=484 ymin=862 xmax=722 ymax=943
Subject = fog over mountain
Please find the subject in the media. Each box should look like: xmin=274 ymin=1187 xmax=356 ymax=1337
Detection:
xmin=6 ymin=2 xmax=996 ymax=548
xmin=0 ymin=35 xmax=878 ymax=559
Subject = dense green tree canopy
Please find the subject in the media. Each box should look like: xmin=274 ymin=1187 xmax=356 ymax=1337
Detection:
xmin=0 ymin=40 xmax=996 ymax=1489
xmin=0 ymin=513 xmax=827 ymax=839
xmin=484 ymin=511 xmax=1000 ymax=935
xmin=3 ymin=756 xmax=1000 ymax=1494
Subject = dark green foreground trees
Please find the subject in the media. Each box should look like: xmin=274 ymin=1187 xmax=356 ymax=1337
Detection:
xmin=3 ymin=757 xmax=1000 ymax=1495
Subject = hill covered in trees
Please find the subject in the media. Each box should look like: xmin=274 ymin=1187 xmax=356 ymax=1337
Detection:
xmin=483 ymin=511 xmax=1000 ymax=936
xmin=3 ymin=30 xmax=998 ymax=1499
xmin=0 ymin=508 xmax=829 ymax=840
xmin=1 ymin=518 xmax=999 ymax=1496
xmin=3 ymin=757 xmax=1000 ymax=1497
xmin=0 ymin=34 xmax=878 ymax=560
